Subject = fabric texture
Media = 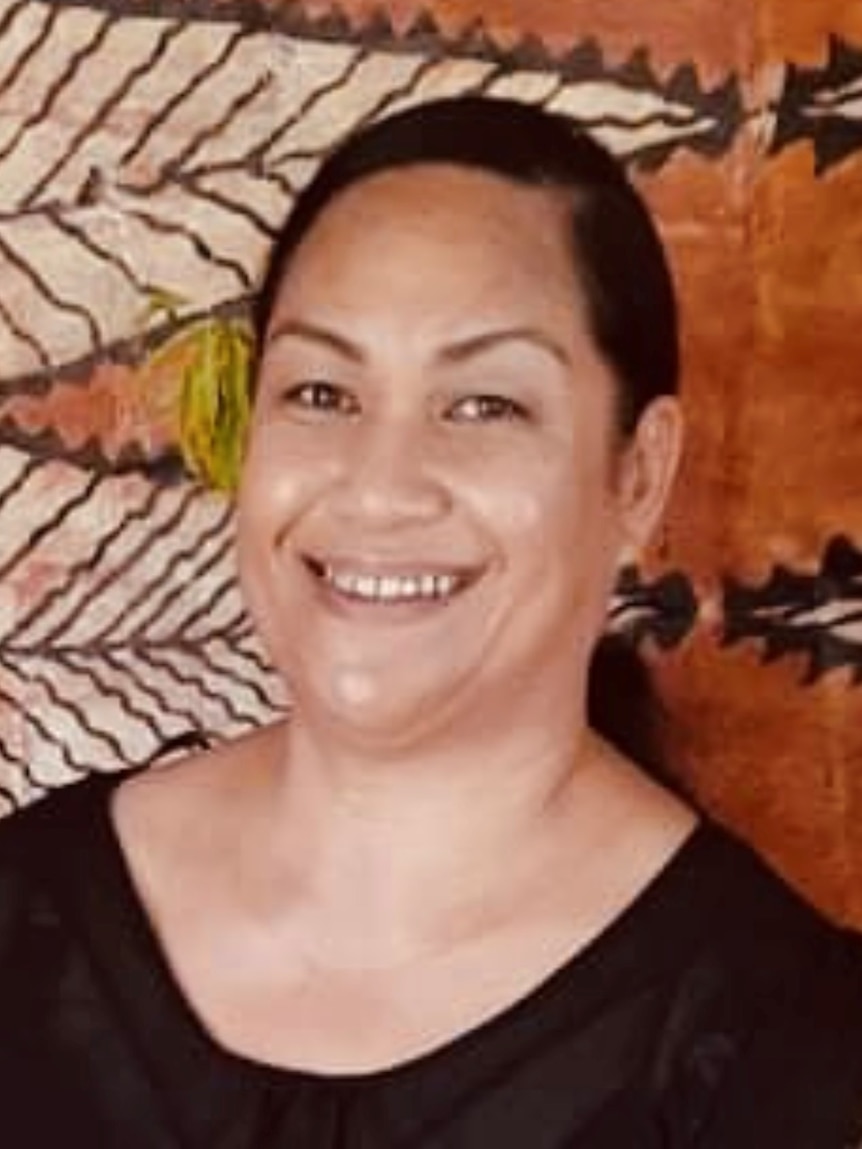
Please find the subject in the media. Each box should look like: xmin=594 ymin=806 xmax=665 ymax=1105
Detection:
xmin=1 ymin=770 xmax=862 ymax=1148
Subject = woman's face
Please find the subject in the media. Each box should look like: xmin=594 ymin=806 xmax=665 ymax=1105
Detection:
xmin=238 ymin=165 xmax=678 ymax=749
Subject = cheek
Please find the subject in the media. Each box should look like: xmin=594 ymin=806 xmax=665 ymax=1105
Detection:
xmin=489 ymin=487 xmax=561 ymax=538
xmin=471 ymin=461 xmax=622 ymax=607
xmin=237 ymin=423 xmax=339 ymax=531
xmin=467 ymin=448 xmax=603 ymax=544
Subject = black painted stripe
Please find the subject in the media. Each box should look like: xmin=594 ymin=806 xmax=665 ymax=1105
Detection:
xmin=0 ymin=11 xmax=115 ymax=178
xmin=0 ymin=293 xmax=253 ymax=397
xmin=0 ymin=724 xmax=54 ymax=799
xmin=39 ymin=487 xmax=214 ymax=652
xmin=133 ymin=643 xmax=264 ymax=727
xmin=0 ymin=468 xmax=102 ymax=585
xmin=20 ymin=18 xmax=187 ymax=207
xmin=117 ymin=24 xmax=252 ymax=168
xmin=56 ymin=648 xmax=174 ymax=743
xmin=0 ymin=452 xmax=42 ymax=520
xmin=166 ymin=562 xmax=238 ymax=640
xmin=0 ymin=650 xmax=132 ymax=761
xmin=140 ymin=67 xmax=274 ymax=191
xmin=0 ymin=0 xmax=31 ymax=49
xmin=0 ymin=295 xmax=52 ymax=369
xmin=111 ymin=526 xmax=234 ymax=644
xmin=0 ymin=227 xmax=103 ymax=346
xmin=15 ymin=482 xmax=202 ymax=646
xmin=0 ymin=676 xmax=91 ymax=776
xmin=5 ymin=477 xmax=164 ymax=642
xmin=42 ymin=204 xmax=152 ymax=293
xmin=266 ymin=49 xmax=445 ymax=168
xmin=0 ymin=2 xmax=59 ymax=103
xmin=256 ymin=43 xmax=371 ymax=164
xmin=121 ymin=202 xmax=252 ymax=288
xmin=154 ymin=172 xmax=278 ymax=241
xmin=98 ymin=644 xmax=225 ymax=730
xmin=196 ymin=630 xmax=280 ymax=710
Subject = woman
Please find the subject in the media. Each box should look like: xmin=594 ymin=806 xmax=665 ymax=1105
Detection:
xmin=0 ymin=96 xmax=860 ymax=1147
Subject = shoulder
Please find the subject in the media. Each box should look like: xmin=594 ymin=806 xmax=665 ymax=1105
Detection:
xmin=0 ymin=774 xmax=174 ymax=1138
xmin=0 ymin=775 xmax=101 ymax=879
xmin=0 ymin=774 xmax=120 ymax=950
xmin=655 ymin=821 xmax=862 ymax=1147
xmin=657 ymin=818 xmax=852 ymax=961
xmin=111 ymin=722 xmax=283 ymax=867
xmin=0 ymin=771 xmax=127 ymax=1101
xmin=683 ymin=820 xmax=862 ymax=1029
xmin=0 ymin=771 xmax=117 ymax=858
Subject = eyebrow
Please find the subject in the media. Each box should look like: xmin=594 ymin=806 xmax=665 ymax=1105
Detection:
xmin=266 ymin=319 xmax=572 ymax=369
xmin=266 ymin=319 xmax=366 ymax=363
xmin=438 ymin=327 xmax=572 ymax=369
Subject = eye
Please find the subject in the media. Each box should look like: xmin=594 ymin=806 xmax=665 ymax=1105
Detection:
xmin=447 ymin=394 xmax=529 ymax=423
xmin=281 ymin=381 xmax=359 ymax=416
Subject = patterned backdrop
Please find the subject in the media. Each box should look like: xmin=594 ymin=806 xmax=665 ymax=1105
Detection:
xmin=0 ymin=0 xmax=860 ymax=919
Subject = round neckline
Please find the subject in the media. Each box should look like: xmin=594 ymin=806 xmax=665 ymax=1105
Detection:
xmin=84 ymin=768 xmax=716 ymax=1093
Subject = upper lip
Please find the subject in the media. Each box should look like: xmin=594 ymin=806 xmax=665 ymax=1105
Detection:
xmin=302 ymin=554 xmax=481 ymax=580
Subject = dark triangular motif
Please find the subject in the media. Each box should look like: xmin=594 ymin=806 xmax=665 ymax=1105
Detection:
xmin=612 ymin=565 xmax=699 ymax=650
xmin=722 ymin=535 xmax=862 ymax=684
xmin=771 ymin=35 xmax=862 ymax=174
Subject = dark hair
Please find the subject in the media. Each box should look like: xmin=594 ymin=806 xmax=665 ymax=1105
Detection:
xmin=254 ymin=95 xmax=681 ymax=783
xmin=588 ymin=634 xmax=682 ymax=793
xmin=255 ymin=95 xmax=679 ymax=434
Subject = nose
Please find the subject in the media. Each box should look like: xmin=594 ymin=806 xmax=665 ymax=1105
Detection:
xmin=330 ymin=417 xmax=450 ymax=528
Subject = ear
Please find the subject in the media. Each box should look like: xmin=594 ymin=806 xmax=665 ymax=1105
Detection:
xmin=614 ymin=396 xmax=684 ymax=560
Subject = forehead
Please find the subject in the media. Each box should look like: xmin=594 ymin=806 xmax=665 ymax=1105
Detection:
xmin=268 ymin=165 xmax=582 ymax=332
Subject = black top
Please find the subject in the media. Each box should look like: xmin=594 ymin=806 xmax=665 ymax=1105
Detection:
xmin=0 ymin=771 xmax=861 ymax=1148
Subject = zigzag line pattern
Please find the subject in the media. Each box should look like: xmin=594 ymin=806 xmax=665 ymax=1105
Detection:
xmin=0 ymin=443 xmax=285 ymax=810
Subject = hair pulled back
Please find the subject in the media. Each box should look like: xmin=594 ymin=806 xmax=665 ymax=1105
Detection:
xmin=256 ymin=95 xmax=679 ymax=434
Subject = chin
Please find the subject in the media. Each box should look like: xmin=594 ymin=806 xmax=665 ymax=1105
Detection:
xmin=300 ymin=662 xmax=462 ymax=753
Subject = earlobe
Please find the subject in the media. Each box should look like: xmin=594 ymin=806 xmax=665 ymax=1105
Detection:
xmin=617 ymin=396 xmax=684 ymax=552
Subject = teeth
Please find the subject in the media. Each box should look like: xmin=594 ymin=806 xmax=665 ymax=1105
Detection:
xmin=356 ymin=575 xmax=376 ymax=599
xmin=321 ymin=566 xmax=462 ymax=603
xmin=379 ymin=576 xmax=400 ymax=601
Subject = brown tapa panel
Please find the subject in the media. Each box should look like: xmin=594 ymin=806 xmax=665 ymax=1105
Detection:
xmin=739 ymin=149 xmax=862 ymax=558
xmin=639 ymin=143 xmax=758 ymax=588
xmin=653 ymin=123 xmax=862 ymax=921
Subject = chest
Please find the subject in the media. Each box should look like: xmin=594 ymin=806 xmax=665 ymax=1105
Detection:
xmin=155 ymin=905 xmax=606 ymax=1076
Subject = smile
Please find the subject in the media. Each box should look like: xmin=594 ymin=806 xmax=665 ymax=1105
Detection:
xmin=305 ymin=558 xmax=474 ymax=604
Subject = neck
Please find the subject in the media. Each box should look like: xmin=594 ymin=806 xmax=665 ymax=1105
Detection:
xmin=247 ymin=701 xmax=615 ymax=967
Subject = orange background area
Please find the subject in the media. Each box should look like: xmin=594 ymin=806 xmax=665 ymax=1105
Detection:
xmin=757 ymin=0 xmax=862 ymax=64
